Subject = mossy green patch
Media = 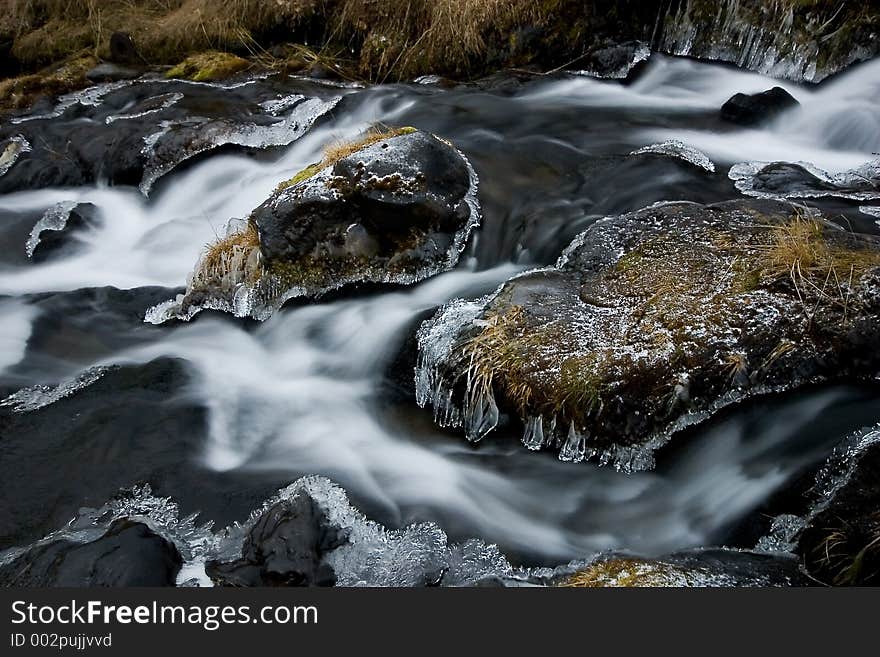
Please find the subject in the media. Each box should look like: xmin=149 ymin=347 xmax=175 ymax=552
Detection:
xmin=165 ymin=51 xmax=250 ymax=82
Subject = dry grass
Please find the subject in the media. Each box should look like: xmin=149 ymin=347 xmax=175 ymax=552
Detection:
xmin=751 ymin=213 xmax=880 ymax=320
xmin=560 ymin=559 xmax=683 ymax=587
xmin=191 ymin=221 xmax=263 ymax=291
xmin=3 ymin=0 xmax=563 ymax=80
xmin=813 ymin=513 xmax=880 ymax=586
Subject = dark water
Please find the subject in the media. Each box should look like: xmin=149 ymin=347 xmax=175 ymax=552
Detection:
xmin=1 ymin=55 xmax=879 ymax=571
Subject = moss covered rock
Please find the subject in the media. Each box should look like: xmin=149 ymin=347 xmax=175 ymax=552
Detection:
xmin=165 ymin=51 xmax=251 ymax=82
xmin=416 ymin=200 xmax=880 ymax=470
xmin=148 ymin=127 xmax=480 ymax=323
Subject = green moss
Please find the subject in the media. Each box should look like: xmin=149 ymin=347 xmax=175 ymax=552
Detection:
xmin=165 ymin=51 xmax=251 ymax=82
xmin=276 ymin=163 xmax=323 ymax=192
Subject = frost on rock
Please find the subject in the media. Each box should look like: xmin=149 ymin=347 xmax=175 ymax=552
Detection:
xmin=25 ymin=200 xmax=79 ymax=258
xmin=573 ymin=41 xmax=651 ymax=79
xmin=630 ymin=140 xmax=716 ymax=173
xmin=0 ymin=135 xmax=31 ymax=177
xmin=139 ymin=95 xmax=340 ymax=195
xmin=207 ymin=476 xmax=513 ymax=587
xmin=859 ymin=206 xmax=880 ymax=220
xmin=147 ymin=130 xmax=482 ymax=323
xmin=730 ymin=158 xmax=880 ymax=202
xmin=415 ymin=199 xmax=880 ymax=470
xmin=0 ymin=484 xmax=216 ymax=588
xmin=0 ymin=366 xmax=111 ymax=413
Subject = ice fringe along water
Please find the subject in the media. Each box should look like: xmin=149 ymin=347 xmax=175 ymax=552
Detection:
xmin=0 ymin=136 xmax=31 ymax=178
xmin=630 ymin=140 xmax=716 ymax=173
xmin=0 ymin=366 xmax=112 ymax=413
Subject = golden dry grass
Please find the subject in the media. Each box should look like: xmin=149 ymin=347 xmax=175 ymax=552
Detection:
xmin=3 ymin=0 xmax=560 ymax=79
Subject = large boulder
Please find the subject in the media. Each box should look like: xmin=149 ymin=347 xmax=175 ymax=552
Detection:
xmin=0 ymin=519 xmax=182 ymax=587
xmin=720 ymin=87 xmax=800 ymax=126
xmin=148 ymin=127 xmax=480 ymax=322
xmin=416 ymin=199 xmax=880 ymax=470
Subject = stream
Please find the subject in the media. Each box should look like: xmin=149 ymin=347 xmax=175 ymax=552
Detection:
xmin=2 ymin=54 xmax=879 ymax=573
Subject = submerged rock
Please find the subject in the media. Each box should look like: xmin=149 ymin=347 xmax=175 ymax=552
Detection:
xmin=147 ymin=127 xmax=481 ymax=322
xmin=720 ymin=87 xmax=799 ymax=126
xmin=415 ymin=199 xmax=880 ymax=470
xmin=0 ymin=519 xmax=182 ymax=587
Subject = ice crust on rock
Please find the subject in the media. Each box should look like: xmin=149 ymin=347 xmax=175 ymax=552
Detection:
xmin=139 ymin=95 xmax=341 ymax=195
xmin=0 ymin=366 xmax=111 ymax=413
xmin=0 ymin=136 xmax=31 ymax=177
xmin=630 ymin=140 xmax=716 ymax=173
xmin=25 ymin=200 xmax=79 ymax=258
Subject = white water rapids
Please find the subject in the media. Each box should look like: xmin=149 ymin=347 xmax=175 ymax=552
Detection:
xmin=1 ymin=55 xmax=879 ymax=562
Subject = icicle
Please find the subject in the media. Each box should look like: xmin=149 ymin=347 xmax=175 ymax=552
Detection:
xmin=559 ymin=424 xmax=587 ymax=463
xmin=521 ymin=416 xmax=545 ymax=451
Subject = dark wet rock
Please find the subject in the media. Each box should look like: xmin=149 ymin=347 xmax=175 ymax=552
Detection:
xmin=148 ymin=128 xmax=480 ymax=322
xmin=207 ymin=487 xmax=349 ymax=586
xmin=205 ymin=476 xmax=511 ymax=587
xmin=491 ymin=548 xmax=809 ymax=587
xmin=28 ymin=202 xmax=99 ymax=262
xmin=0 ymin=519 xmax=181 ymax=587
xmin=86 ymin=63 xmax=144 ymax=83
xmin=730 ymin=159 xmax=880 ymax=203
xmin=572 ymin=41 xmax=651 ymax=80
xmin=796 ymin=426 xmax=880 ymax=586
xmin=0 ymin=77 xmax=342 ymax=195
xmin=416 ymin=199 xmax=880 ymax=470
xmin=721 ymin=87 xmax=799 ymax=126
xmin=257 ymin=129 xmax=472 ymax=264
xmin=0 ymin=358 xmax=206 ymax=545
xmin=109 ymin=32 xmax=141 ymax=65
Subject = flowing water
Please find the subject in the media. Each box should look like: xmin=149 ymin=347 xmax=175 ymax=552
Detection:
xmin=2 ymin=55 xmax=880 ymax=567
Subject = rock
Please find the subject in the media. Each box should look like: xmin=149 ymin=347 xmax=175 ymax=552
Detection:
xmin=109 ymin=32 xmax=140 ymax=65
xmin=0 ymin=76 xmax=341 ymax=195
xmin=415 ymin=199 xmax=880 ymax=470
xmin=720 ymin=87 xmax=799 ymax=126
xmin=28 ymin=202 xmax=98 ymax=262
xmin=0 ymin=519 xmax=182 ymax=587
xmin=796 ymin=426 xmax=880 ymax=586
xmin=0 ymin=358 xmax=205 ymax=545
xmin=572 ymin=41 xmax=651 ymax=80
xmin=85 ymin=62 xmax=143 ymax=83
xmin=205 ymin=476 xmax=512 ymax=587
xmin=165 ymin=51 xmax=250 ymax=82
xmin=207 ymin=486 xmax=349 ymax=586
xmin=147 ymin=127 xmax=480 ymax=322
xmin=730 ymin=159 xmax=880 ymax=203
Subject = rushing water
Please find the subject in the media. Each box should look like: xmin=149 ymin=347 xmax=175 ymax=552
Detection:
xmin=1 ymin=55 xmax=879 ymax=566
